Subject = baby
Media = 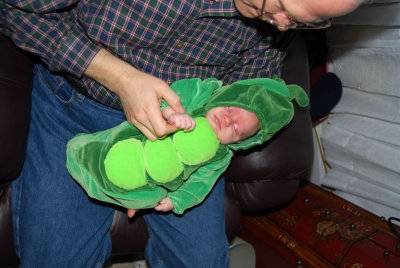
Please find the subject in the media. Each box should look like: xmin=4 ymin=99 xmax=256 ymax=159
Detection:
xmin=154 ymin=105 xmax=260 ymax=211
xmin=66 ymin=76 xmax=309 ymax=214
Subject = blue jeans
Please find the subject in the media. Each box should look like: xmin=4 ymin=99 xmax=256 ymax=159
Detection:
xmin=12 ymin=64 xmax=229 ymax=268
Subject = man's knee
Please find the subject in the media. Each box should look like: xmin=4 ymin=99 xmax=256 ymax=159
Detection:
xmin=186 ymin=232 xmax=229 ymax=267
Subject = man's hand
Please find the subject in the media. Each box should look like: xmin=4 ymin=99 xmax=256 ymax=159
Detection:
xmin=127 ymin=209 xmax=137 ymax=218
xmin=85 ymin=49 xmax=185 ymax=140
xmin=127 ymin=197 xmax=174 ymax=218
xmin=154 ymin=197 xmax=174 ymax=212
xmin=116 ymin=71 xmax=185 ymax=140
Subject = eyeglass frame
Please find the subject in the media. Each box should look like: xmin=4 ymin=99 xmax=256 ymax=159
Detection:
xmin=258 ymin=0 xmax=332 ymax=29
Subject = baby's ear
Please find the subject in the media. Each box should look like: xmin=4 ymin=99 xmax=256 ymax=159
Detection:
xmin=287 ymin=84 xmax=309 ymax=107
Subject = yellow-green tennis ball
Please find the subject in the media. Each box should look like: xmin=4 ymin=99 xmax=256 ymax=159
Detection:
xmin=144 ymin=137 xmax=184 ymax=183
xmin=104 ymin=138 xmax=147 ymax=190
xmin=173 ymin=117 xmax=220 ymax=165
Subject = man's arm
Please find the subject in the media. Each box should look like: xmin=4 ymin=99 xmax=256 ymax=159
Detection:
xmin=1 ymin=1 xmax=185 ymax=140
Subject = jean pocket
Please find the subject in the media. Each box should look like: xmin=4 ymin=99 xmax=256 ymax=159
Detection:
xmin=34 ymin=64 xmax=75 ymax=105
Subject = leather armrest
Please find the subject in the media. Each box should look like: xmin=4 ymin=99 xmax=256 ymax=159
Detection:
xmin=225 ymin=34 xmax=314 ymax=210
xmin=0 ymin=182 xmax=20 ymax=266
xmin=0 ymin=35 xmax=33 ymax=181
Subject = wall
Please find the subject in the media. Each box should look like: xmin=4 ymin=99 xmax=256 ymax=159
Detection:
xmin=317 ymin=1 xmax=400 ymax=219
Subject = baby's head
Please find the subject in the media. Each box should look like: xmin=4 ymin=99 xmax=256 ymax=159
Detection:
xmin=205 ymin=106 xmax=259 ymax=144
xmin=201 ymin=77 xmax=309 ymax=150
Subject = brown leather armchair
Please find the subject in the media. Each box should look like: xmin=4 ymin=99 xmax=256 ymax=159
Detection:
xmin=0 ymin=32 xmax=313 ymax=267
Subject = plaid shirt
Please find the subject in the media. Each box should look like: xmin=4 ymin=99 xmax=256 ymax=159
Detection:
xmin=1 ymin=0 xmax=286 ymax=108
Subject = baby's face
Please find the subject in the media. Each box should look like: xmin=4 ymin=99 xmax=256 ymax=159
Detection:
xmin=205 ymin=106 xmax=260 ymax=144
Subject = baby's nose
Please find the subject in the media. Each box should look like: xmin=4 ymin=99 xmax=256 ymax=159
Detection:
xmin=224 ymin=114 xmax=232 ymax=126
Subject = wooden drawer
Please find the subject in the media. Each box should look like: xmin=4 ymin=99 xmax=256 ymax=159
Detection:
xmin=341 ymin=238 xmax=400 ymax=267
xmin=240 ymin=183 xmax=400 ymax=268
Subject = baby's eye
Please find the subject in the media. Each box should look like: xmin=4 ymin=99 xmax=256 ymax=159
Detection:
xmin=233 ymin=123 xmax=238 ymax=134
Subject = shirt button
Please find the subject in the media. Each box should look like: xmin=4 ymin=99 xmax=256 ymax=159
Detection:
xmin=176 ymin=42 xmax=184 ymax=48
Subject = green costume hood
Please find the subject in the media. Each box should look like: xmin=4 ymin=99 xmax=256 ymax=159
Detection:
xmin=190 ymin=76 xmax=309 ymax=150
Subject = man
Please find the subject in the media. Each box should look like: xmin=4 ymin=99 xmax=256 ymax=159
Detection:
xmin=0 ymin=0 xmax=363 ymax=267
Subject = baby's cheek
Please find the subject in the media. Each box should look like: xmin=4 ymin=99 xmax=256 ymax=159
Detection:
xmin=218 ymin=134 xmax=232 ymax=145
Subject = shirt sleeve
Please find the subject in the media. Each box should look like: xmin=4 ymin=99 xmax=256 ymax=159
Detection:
xmin=168 ymin=150 xmax=233 ymax=214
xmin=0 ymin=0 xmax=100 ymax=78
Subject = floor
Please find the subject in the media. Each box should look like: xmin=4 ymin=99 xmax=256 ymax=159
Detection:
xmin=108 ymin=237 xmax=255 ymax=268
xmin=111 ymin=262 xmax=134 ymax=268
xmin=111 ymin=260 xmax=147 ymax=268
xmin=108 ymin=254 xmax=147 ymax=268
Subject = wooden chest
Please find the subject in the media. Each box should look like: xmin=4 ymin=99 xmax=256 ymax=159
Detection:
xmin=240 ymin=183 xmax=400 ymax=268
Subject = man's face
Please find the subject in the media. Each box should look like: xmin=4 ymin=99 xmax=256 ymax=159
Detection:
xmin=205 ymin=106 xmax=260 ymax=144
xmin=234 ymin=0 xmax=361 ymax=30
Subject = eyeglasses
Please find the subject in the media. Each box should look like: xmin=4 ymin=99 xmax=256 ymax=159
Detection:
xmin=258 ymin=0 xmax=332 ymax=29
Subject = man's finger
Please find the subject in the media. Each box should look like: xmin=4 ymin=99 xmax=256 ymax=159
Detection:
xmin=147 ymin=108 xmax=174 ymax=138
xmin=162 ymin=88 xmax=185 ymax=114
xmin=164 ymin=123 xmax=180 ymax=136
xmin=131 ymin=119 xmax=158 ymax=141
xmin=127 ymin=209 xmax=137 ymax=218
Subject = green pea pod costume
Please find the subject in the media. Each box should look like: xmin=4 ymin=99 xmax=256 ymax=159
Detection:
xmin=66 ymin=76 xmax=309 ymax=214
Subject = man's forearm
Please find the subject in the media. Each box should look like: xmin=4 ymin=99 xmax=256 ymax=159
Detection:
xmin=84 ymin=48 xmax=141 ymax=95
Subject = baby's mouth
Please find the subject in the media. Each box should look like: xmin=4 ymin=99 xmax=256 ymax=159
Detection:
xmin=214 ymin=114 xmax=222 ymax=131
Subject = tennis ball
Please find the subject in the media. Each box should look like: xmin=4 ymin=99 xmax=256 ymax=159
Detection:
xmin=173 ymin=117 xmax=220 ymax=165
xmin=144 ymin=137 xmax=184 ymax=183
xmin=104 ymin=138 xmax=147 ymax=190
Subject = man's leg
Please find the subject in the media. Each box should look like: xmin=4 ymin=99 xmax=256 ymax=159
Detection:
xmin=12 ymin=64 xmax=125 ymax=267
xmin=144 ymin=177 xmax=229 ymax=268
